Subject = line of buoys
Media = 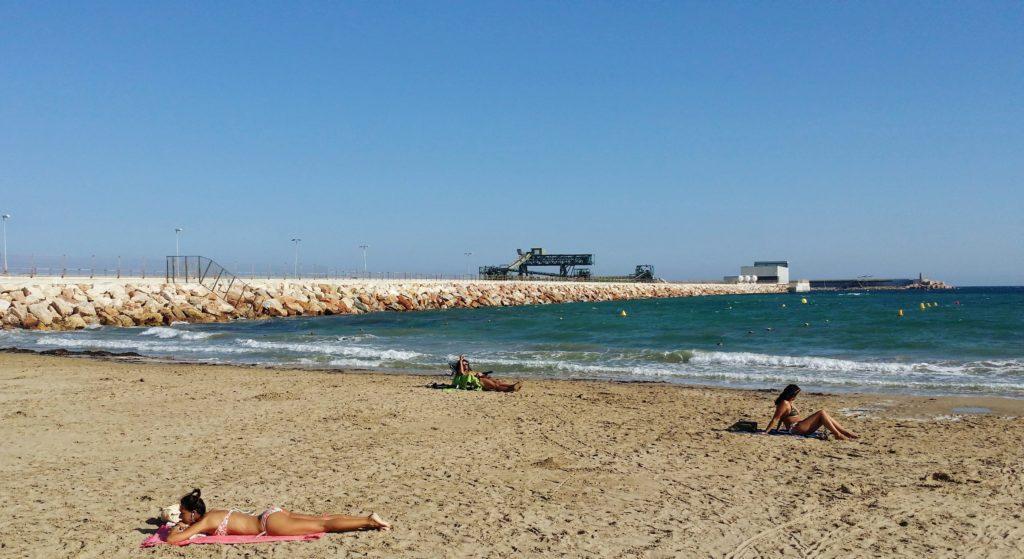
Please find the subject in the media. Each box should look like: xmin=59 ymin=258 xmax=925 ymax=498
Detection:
xmin=911 ymin=301 xmax=945 ymax=315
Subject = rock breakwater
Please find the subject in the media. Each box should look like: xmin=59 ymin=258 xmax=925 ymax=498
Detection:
xmin=0 ymin=278 xmax=786 ymax=331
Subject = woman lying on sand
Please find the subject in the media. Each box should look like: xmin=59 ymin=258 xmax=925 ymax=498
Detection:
xmin=764 ymin=384 xmax=860 ymax=440
xmin=166 ymin=489 xmax=391 ymax=544
xmin=456 ymin=354 xmax=522 ymax=392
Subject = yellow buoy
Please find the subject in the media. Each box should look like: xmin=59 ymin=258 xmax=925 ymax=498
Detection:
xmin=800 ymin=298 xmax=808 ymax=304
xmin=781 ymin=303 xmax=787 ymax=308
xmin=933 ymin=302 xmax=939 ymax=307
xmin=920 ymin=302 xmax=926 ymax=310
xmin=620 ymin=310 xmax=627 ymax=317
xmin=898 ymin=309 xmax=904 ymax=317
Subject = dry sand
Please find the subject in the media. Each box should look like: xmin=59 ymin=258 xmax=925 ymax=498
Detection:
xmin=1 ymin=353 xmax=1022 ymax=558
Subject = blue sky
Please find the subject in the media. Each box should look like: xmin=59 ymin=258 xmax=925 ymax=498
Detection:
xmin=1 ymin=2 xmax=1021 ymax=284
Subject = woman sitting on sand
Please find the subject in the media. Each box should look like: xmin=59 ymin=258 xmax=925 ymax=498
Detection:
xmin=455 ymin=354 xmax=522 ymax=392
xmin=166 ymin=489 xmax=390 ymax=544
xmin=764 ymin=384 xmax=859 ymax=440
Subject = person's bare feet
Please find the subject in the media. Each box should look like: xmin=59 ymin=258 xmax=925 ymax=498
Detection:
xmin=512 ymin=382 xmax=523 ymax=392
xmin=368 ymin=512 xmax=391 ymax=531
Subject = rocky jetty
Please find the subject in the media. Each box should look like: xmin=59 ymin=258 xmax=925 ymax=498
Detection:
xmin=0 ymin=278 xmax=786 ymax=331
xmin=909 ymin=276 xmax=954 ymax=290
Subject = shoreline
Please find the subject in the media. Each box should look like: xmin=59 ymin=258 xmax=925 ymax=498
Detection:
xmin=4 ymin=344 xmax=1022 ymax=403
xmin=3 ymin=352 xmax=1023 ymax=557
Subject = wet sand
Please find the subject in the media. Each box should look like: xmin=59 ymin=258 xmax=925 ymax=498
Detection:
xmin=1 ymin=353 xmax=1022 ymax=558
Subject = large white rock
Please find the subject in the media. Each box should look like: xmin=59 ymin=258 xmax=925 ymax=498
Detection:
xmin=7 ymin=303 xmax=28 ymax=321
xmin=49 ymin=298 xmax=75 ymax=318
xmin=0 ymin=299 xmax=10 ymax=313
xmin=23 ymin=286 xmax=45 ymax=305
xmin=27 ymin=302 xmax=56 ymax=326
xmin=130 ymin=292 xmax=152 ymax=305
xmin=261 ymin=299 xmax=284 ymax=313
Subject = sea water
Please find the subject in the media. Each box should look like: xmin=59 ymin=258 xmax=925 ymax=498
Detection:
xmin=3 ymin=287 xmax=1022 ymax=397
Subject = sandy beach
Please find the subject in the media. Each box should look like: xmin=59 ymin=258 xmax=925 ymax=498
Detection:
xmin=2 ymin=352 xmax=1023 ymax=558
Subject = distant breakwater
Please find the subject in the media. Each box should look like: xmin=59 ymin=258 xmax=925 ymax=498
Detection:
xmin=0 ymin=278 xmax=786 ymax=331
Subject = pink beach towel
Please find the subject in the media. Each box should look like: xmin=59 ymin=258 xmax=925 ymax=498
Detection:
xmin=140 ymin=524 xmax=325 ymax=548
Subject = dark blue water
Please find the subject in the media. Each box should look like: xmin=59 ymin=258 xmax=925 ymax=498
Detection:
xmin=5 ymin=287 xmax=1022 ymax=397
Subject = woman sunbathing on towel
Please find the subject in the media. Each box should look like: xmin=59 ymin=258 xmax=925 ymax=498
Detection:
xmin=763 ymin=384 xmax=860 ymax=440
xmin=456 ymin=354 xmax=522 ymax=392
xmin=166 ymin=489 xmax=391 ymax=544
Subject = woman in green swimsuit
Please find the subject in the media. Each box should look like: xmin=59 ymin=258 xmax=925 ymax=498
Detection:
xmin=456 ymin=355 xmax=522 ymax=392
xmin=764 ymin=384 xmax=859 ymax=440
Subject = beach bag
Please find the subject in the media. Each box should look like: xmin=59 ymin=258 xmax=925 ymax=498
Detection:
xmin=727 ymin=420 xmax=758 ymax=433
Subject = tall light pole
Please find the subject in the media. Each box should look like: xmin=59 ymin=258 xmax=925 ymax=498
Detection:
xmin=291 ymin=238 xmax=302 ymax=278
xmin=175 ymin=227 xmax=183 ymax=257
xmin=1 ymin=214 xmax=9 ymax=274
xmin=464 ymin=252 xmax=472 ymax=275
xmin=359 ymin=244 xmax=369 ymax=275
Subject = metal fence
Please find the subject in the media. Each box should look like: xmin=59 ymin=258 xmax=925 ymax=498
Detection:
xmin=0 ymin=254 xmax=486 ymax=281
xmin=0 ymin=254 xmax=724 ymax=284
xmin=0 ymin=256 xmax=156 ymax=279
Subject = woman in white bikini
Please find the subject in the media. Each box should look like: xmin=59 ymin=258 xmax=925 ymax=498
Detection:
xmin=166 ymin=489 xmax=391 ymax=544
xmin=764 ymin=384 xmax=860 ymax=441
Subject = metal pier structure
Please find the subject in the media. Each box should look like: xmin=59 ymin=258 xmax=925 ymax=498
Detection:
xmin=480 ymin=247 xmax=594 ymax=279
xmin=480 ymin=248 xmax=656 ymax=282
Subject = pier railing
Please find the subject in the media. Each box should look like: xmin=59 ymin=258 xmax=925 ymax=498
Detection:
xmin=165 ymin=256 xmax=255 ymax=307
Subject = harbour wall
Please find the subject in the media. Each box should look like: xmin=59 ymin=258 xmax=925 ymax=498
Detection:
xmin=0 ymin=277 xmax=787 ymax=331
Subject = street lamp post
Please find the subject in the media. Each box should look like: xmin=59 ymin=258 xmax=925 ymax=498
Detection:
xmin=1 ymin=214 xmax=10 ymax=274
xmin=291 ymin=238 xmax=302 ymax=278
xmin=175 ymin=227 xmax=183 ymax=257
xmin=464 ymin=252 xmax=472 ymax=276
xmin=359 ymin=245 xmax=369 ymax=275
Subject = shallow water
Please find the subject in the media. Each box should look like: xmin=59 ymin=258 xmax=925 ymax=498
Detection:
xmin=4 ymin=287 xmax=1023 ymax=397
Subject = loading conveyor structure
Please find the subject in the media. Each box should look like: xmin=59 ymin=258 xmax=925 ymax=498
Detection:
xmin=480 ymin=247 xmax=594 ymax=279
